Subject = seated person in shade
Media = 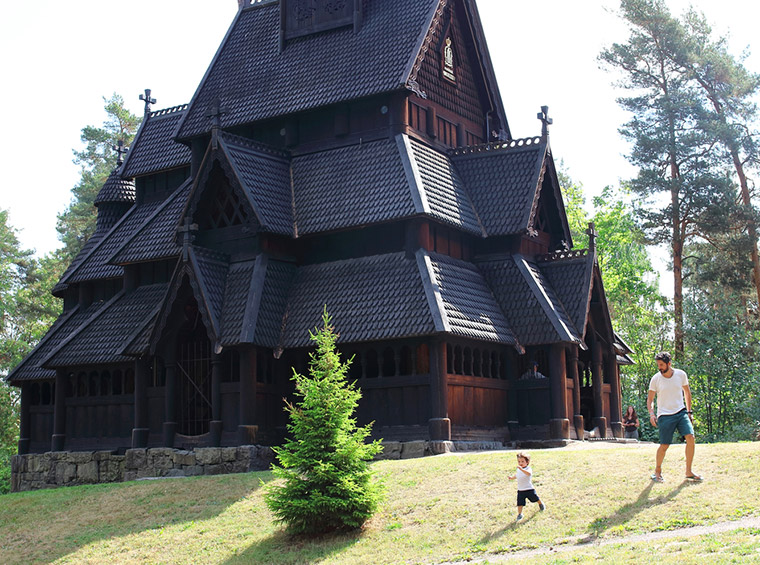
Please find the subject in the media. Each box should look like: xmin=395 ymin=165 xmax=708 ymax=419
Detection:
xmin=520 ymin=360 xmax=546 ymax=379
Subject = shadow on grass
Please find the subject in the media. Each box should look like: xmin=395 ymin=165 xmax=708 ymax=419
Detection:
xmin=478 ymin=510 xmax=538 ymax=545
xmin=585 ymin=478 xmax=699 ymax=538
xmin=223 ymin=527 xmax=364 ymax=565
xmin=0 ymin=472 xmax=271 ymax=565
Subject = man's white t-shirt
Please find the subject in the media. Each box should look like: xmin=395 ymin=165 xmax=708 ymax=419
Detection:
xmin=516 ymin=465 xmax=534 ymax=491
xmin=649 ymin=369 xmax=689 ymax=417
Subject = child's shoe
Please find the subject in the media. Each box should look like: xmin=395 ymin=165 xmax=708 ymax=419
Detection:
xmin=539 ymin=502 xmax=545 ymax=511
xmin=516 ymin=513 xmax=523 ymax=522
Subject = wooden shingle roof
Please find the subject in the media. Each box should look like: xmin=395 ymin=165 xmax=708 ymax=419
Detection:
xmin=121 ymin=105 xmax=191 ymax=178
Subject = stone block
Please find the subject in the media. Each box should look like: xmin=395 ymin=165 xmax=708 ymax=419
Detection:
xmin=99 ymin=460 xmax=124 ymax=483
xmin=69 ymin=452 xmax=95 ymax=465
xmin=248 ymin=446 xmax=274 ymax=471
xmin=55 ymin=462 xmax=77 ymax=485
xmin=94 ymin=451 xmax=114 ymax=462
xmin=377 ymin=442 xmax=401 ymax=460
xmin=196 ymin=448 xmax=222 ymax=465
xmin=221 ymin=447 xmax=238 ymax=462
xmin=125 ymin=449 xmax=147 ymax=470
xmin=172 ymin=450 xmax=196 ymax=466
xmin=124 ymin=471 xmax=138 ymax=482
xmin=237 ymin=445 xmax=257 ymax=461
xmin=28 ymin=454 xmax=50 ymax=474
xmin=77 ymin=461 xmax=99 ymax=483
xmin=231 ymin=460 xmax=248 ymax=473
xmin=427 ymin=441 xmax=453 ymax=455
xmin=137 ymin=468 xmax=158 ymax=479
xmin=165 ymin=469 xmax=185 ymax=478
xmin=400 ymin=441 xmax=426 ymax=460
xmin=204 ymin=464 xmax=224 ymax=476
xmin=183 ymin=465 xmax=204 ymax=476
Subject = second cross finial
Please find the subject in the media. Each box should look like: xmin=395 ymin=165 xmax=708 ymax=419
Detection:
xmin=139 ymin=89 xmax=157 ymax=116
xmin=537 ymin=105 xmax=552 ymax=139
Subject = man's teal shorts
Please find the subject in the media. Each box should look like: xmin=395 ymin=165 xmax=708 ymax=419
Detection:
xmin=657 ymin=409 xmax=694 ymax=444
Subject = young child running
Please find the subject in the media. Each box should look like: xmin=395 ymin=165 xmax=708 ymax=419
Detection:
xmin=508 ymin=451 xmax=545 ymax=521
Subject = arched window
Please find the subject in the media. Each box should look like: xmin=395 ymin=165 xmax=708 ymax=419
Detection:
xmin=89 ymin=372 xmax=99 ymax=396
xmin=41 ymin=382 xmax=52 ymax=405
xmin=454 ymin=346 xmax=463 ymax=375
xmin=101 ymin=371 xmax=111 ymax=396
xmin=112 ymin=370 xmax=123 ymax=395
xmin=473 ymin=349 xmax=482 ymax=377
xmin=77 ymin=372 xmax=88 ymax=397
xmin=365 ymin=349 xmax=378 ymax=379
xmin=347 ymin=350 xmax=363 ymax=380
xmin=399 ymin=346 xmax=414 ymax=376
xmin=124 ymin=369 xmax=135 ymax=394
xmin=29 ymin=383 xmax=41 ymax=406
xmin=463 ymin=347 xmax=472 ymax=376
xmin=382 ymin=347 xmax=396 ymax=377
xmin=446 ymin=344 xmax=454 ymax=374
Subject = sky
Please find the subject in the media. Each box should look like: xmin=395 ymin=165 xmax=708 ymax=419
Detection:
xmin=1 ymin=0 xmax=759 ymax=263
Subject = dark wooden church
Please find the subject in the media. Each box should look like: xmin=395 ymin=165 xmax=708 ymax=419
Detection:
xmin=9 ymin=0 xmax=632 ymax=455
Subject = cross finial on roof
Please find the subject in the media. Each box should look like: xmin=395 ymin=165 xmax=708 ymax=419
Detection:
xmin=537 ymin=105 xmax=552 ymax=139
xmin=206 ymin=98 xmax=228 ymax=149
xmin=178 ymin=216 xmax=199 ymax=262
xmin=139 ymin=88 xmax=157 ymax=116
xmin=112 ymin=139 xmax=127 ymax=166
xmin=585 ymin=221 xmax=597 ymax=253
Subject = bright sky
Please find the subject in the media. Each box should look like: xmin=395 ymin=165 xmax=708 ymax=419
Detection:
xmin=1 ymin=0 xmax=758 ymax=261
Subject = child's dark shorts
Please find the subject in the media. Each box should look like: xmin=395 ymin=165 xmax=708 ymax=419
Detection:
xmin=517 ymin=489 xmax=539 ymax=506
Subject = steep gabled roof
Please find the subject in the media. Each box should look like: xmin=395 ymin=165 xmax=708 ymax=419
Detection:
xmin=41 ymin=284 xmax=168 ymax=368
xmin=220 ymin=133 xmax=293 ymax=235
xmin=403 ymin=136 xmax=483 ymax=235
xmin=292 ymin=137 xmax=416 ymax=235
xmin=419 ymin=250 xmax=520 ymax=347
xmin=57 ymin=200 xmax=163 ymax=287
xmin=451 ymin=137 xmax=547 ymax=236
xmin=538 ymin=250 xmax=595 ymax=342
xmin=477 ymin=254 xmax=583 ymax=347
xmin=109 ymin=179 xmax=192 ymax=265
xmin=279 ymin=252 xmax=435 ymax=348
xmin=121 ymin=105 xmax=191 ymax=178
xmin=175 ymin=0 xmax=440 ymax=139
xmin=5 ymin=303 xmax=107 ymax=382
xmin=95 ymin=169 xmax=135 ymax=206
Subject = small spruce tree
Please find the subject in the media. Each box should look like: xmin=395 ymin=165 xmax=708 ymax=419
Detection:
xmin=265 ymin=309 xmax=383 ymax=534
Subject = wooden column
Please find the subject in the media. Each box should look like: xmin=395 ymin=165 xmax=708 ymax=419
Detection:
xmin=131 ymin=357 xmax=150 ymax=448
xmin=210 ymin=352 xmax=223 ymax=446
xmin=591 ymin=339 xmax=607 ymax=438
xmin=163 ymin=361 xmax=177 ymax=448
xmin=51 ymin=371 xmax=67 ymax=452
xmin=18 ymin=383 xmax=30 ymax=455
xmin=607 ymin=349 xmax=623 ymax=438
xmin=567 ymin=345 xmax=584 ymax=439
xmin=549 ymin=343 xmax=569 ymax=439
xmin=238 ymin=347 xmax=258 ymax=445
xmin=428 ymin=339 xmax=450 ymax=441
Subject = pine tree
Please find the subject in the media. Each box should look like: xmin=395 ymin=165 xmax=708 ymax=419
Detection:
xmin=265 ymin=309 xmax=383 ymax=534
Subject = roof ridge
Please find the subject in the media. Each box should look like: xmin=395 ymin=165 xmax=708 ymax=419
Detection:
xmin=149 ymin=104 xmax=189 ymax=119
xmin=221 ymin=131 xmax=290 ymax=160
xmin=536 ymin=249 xmax=589 ymax=263
xmin=449 ymin=136 xmax=543 ymax=157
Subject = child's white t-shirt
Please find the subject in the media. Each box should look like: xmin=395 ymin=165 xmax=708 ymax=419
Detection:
xmin=516 ymin=465 xmax=534 ymax=491
xmin=649 ymin=369 xmax=688 ymax=416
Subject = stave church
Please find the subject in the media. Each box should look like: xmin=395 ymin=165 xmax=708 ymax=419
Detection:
xmin=8 ymin=0 xmax=632 ymax=455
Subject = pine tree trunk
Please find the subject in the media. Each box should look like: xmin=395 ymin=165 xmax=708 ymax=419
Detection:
xmin=669 ymin=115 xmax=685 ymax=357
xmin=730 ymin=149 xmax=760 ymax=307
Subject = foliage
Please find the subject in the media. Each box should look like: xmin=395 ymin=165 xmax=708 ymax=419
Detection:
xmin=56 ymin=93 xmax=141 ymax=263
xmin=265 ymin=309 xmax=383 ymax=534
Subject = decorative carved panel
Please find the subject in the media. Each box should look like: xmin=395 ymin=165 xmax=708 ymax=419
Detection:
xmin=283 ymin=0 xmax=355 ymax=39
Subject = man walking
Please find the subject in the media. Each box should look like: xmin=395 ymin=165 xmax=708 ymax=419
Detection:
xmin=647 ymin=352 xmax=702 ymax=482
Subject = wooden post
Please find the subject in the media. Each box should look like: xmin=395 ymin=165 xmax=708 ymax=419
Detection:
xmin=567 ymin=345 xmax=584 ymax=439
xmin=163 ymin=361 xmax=177 ymax=448
xmin=210 ymin=351 xmax=223 ymax=446
xmin=549 ymin=343 xmax=569 ymax=439
xmin=591 ymin=339 xmax=606 ymax=438
xmin=238 ymin=347 xmax=258 ymax=445
xmin=51 ymin=371 xmax=67 ymax=452
xmin=607 ymin=349 xmax=623 ymax=438
xmin=18 ymin=383 xmax=30 ymax=455
xmin=428 ymin=339 xmax=450 ymax=441
xmin=131 ymin=357 xmax=150 ymax=448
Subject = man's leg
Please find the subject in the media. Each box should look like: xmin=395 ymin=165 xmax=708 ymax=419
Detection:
xmin=684 ymin=434 xmax=702 ymax=479
xmin=655 ymin=443 xmax=669 ymax=478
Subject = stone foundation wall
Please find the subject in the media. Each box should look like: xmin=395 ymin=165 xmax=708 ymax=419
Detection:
xmin=11 ymin=445 xmax=275 ymax=492
xmin=11 ymin=440 xmax=510 ymax=492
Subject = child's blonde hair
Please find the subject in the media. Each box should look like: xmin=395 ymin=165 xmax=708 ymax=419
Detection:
xmin=516 ymin=451 xmax=530 ymax=464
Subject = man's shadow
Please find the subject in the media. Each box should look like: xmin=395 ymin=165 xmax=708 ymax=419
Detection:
xmin=478 ymin=510 xmax=538 ymax=544
xmin=585 ymin=478 xmax=694 ymax=538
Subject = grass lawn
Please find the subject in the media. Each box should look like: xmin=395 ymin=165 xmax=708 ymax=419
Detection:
xmin=0 ymin=441 xmax=757 ymax=564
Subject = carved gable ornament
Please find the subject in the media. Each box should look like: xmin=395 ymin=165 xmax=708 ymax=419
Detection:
xmin=442 ymin=36 xmax=456 ymax=83
xmin=282 ymin=0 xmax=357 ymax=39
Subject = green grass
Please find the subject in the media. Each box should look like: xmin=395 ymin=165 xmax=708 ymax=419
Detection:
xmin=0 ymin=442 xmax=758 ymax=564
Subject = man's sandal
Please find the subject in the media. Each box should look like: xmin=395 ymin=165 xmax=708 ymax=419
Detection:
xmin=650 ymin=474 xmax=664 ymax=483
xmin=685 ymin=474 xmax=703 ymax=481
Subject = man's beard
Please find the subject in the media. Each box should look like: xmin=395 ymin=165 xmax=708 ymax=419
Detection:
xmin=660 ymin=368 xmax=669 ymax=374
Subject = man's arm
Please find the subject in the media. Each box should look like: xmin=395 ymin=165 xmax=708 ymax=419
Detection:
xmin=683 ymin=384 xmax=693 ymax=421
xmin=647 ymin=390 xmax=657 ymax=427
